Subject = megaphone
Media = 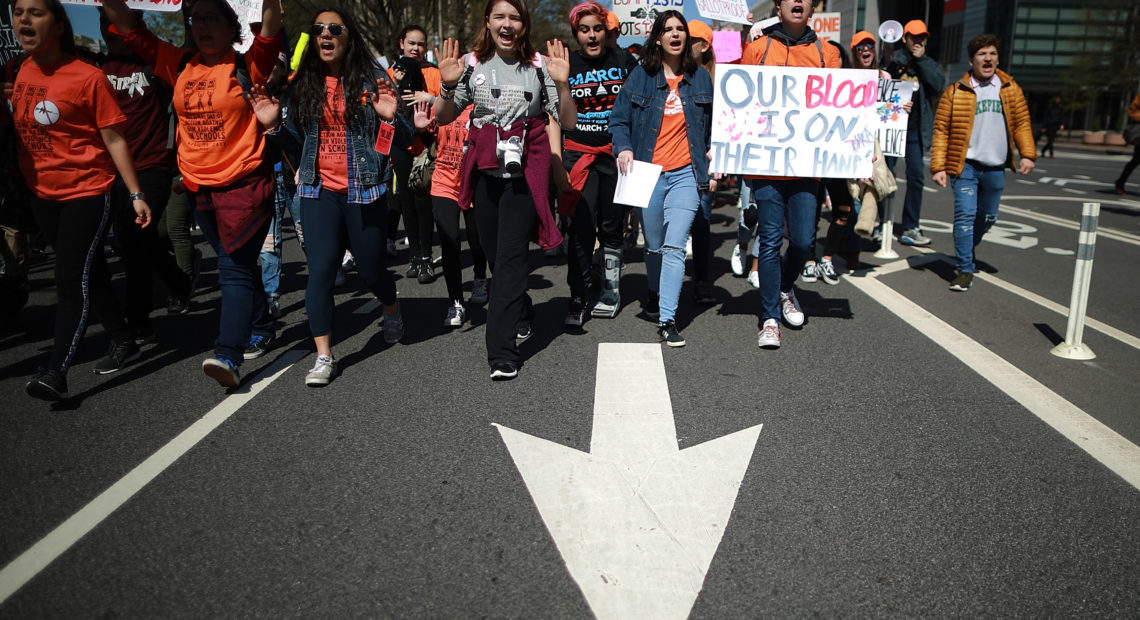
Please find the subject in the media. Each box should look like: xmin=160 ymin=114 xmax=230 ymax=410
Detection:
xmin=879 ymin=20 xmax=903 ymax=43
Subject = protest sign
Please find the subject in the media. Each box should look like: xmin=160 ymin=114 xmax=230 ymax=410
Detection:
xmin=1 ymin=0 xmax=22 ymax=66
xmin=712 ymin=30 xmax=741 ymax=63
xmin=230 ymin=0 xmax=261 ymax=53
xmin=695 ymin=0 xmax=749 ymax=25
xmin=58 ymin=0 xmax=182 ymax=12
xmin=874 ymin=78 xmax=915 ymax=157
xmin=810 ymin=12 xmax=840 ymax=43
xmin=612 ymin=0 xmax=678 ymax=40
xmin=710 ymin=64 xmax=879 ymax=178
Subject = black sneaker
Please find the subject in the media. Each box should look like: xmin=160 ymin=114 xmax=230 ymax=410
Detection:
xmin=565 ymin=297 xmax=586 ymax=328
xmin=405 ymin=256 xmax=420 ymax=278
xmin=167 ymin=295 xmax=190 ymax=315
xmin=516 ymin=323 xmax=532 ymax=344
xmin=243 ymin=333 xmax=275 ymax=360
xmin=268 ymin=298 xmax=282 ymax=319
xmin=694 ymin=282 xmax=716 ymax=306
xmin=417 ymin=258 xmax=436 ymax=284
xmin=949 ymin=271 xmax=974 ymax=292
xmin=133 ymin=326 xmax=155 ymax=346
xmin=94 ymin=340 xmax=142 ymax=375
xmin=657 ymin=320 xmax=686 ymax=347
xmin=490 ymin=362 xmax=518 ymax=381
xmin=644 ymin=292 xmax=660 ymax=320
xmin=26 ymin=368 xmax=68 ymax=401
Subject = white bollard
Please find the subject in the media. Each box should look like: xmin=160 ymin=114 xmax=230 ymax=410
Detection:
xmin=873 ymin=194 xmax=899 ymax=259
xmin=1050 ymin=202 xmax=1100 ymax=360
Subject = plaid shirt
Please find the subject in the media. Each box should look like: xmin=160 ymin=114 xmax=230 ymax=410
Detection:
xmin=297 ymin=130 xmax=386 ymax=204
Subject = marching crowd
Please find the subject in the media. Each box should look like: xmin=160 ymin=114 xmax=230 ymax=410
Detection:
xmin=2 ymin=0 xmax=1040 ymax=400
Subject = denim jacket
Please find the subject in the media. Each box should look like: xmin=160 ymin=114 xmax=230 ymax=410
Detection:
xmin=277 ymin=75 xmax=412 ymax=195
xmin=608 ymin=64 xmax=713 ymax=189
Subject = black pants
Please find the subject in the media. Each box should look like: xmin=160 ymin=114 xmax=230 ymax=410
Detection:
xmin=1041 ymin=127 xmax=1058 ymax=157
xmin=158 ymin=180 xmax=196 ymax=277
xmin=390 ymin=147 xmax=434 ymax=259
xmin=32 ymin=193 xmax=130 ymax=374
xmin=822 ymin=178 xmax=855 ymax=257
xmin=563 ymin=150 xmax=622 ymax=299
xmin=1117 ymin=142 xmax=1140 ymax=186
xmin=474 ymin=173 xmax=536 ymax=367
xmin=112 ymin=168 xmax=188 ymax=330
xmin=432 ymin=196 xmax=487 ymax=302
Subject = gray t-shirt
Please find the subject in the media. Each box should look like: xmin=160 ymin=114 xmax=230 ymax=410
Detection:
xmin=965 ymin=79 xmax=1007 ymax=167
xmin=451 ymin=53 xmax=559 ymax=178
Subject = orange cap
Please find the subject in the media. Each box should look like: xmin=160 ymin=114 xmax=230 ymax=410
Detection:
xmin=606 ymin=10 xmax=620 ymax=30
xmin=903 ymin=19 xmax=928 ymax=37
xmin=850 ymin=30 xmax=875 ymax=48
xmin=688 ymin=20 xmax=713 ymax=43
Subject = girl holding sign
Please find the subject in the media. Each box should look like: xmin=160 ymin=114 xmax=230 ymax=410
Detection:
xmin=254 ymin=8 xmax=409 ymax=386
xmin=609 ymin=10 xmax=713 ymax=348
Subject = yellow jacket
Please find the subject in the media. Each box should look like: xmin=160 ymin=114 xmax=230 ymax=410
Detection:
xmin=931 ymin=69 xmax=1036 ymax=176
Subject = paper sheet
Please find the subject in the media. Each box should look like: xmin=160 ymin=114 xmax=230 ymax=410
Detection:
xmin=613 ymin=160 xmax=663 ymax=208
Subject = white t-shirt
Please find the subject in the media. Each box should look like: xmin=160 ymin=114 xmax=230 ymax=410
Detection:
xmin=965 ymin=77 xmax=1007 ymax=167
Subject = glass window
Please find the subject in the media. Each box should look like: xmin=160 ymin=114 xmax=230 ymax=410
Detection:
xmin=1025 ymin=54 xmax=1053 ymax=66
xmin=1016 ymin=22 xmax=1028 ymax=35
xmin=1030 ymin=7 xmax=1058 ymax=20
xmin=1058 ymin=8 xmax=1081 ymax=21
xmin=1056 ymin=24 xmax=1084 ymax=37
xmin=1055 ymin=39 xmax=1082 ymax=52
xmin=1017 ymin=6 xmax=1030 ymax=19
xmin=1026 ymin=23 xmax=1057 ymax=37
xmin=1026 ymin=39 xmax=1054 ymax=52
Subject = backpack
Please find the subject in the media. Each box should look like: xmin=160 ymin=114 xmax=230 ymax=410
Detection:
xmin=407 ymin=140 xmax=437 ymax=194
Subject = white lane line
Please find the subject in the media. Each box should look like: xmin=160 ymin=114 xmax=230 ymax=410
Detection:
xmin=1016 ymin=179 xmax=1036 ymax=185
xmin=847 ymin=275 xmax=1140 ymax=491
xmin=900 ymin=248 xmax=1140 ymax=352
xmin=1063 ymin=188 xmax=1088 ymax=195
xmin=0 ymin=349 xmax=307 ymax=604
xmin=353 ymin=298 xmax=381 ymax=315
xmin=1000 ymin=205 xmax=1140 ymax=246
xmin=865 ymin=254 xmax=940 ymax=276
xmin=1000 ymin=195 xmax=1140 ymax=211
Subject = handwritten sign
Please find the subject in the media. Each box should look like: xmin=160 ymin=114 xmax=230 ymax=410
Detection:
xmin=230 ymin=0 xmax=262 ymax=53
xmin=875 ymin=79 xmax=915 ymax=157
xmin=810 ymin=12 xmax=841 ymax=43
xmin=611 ymin=0 xmax=675 ymax=40
xmin=1 ymin=0 xmax=23 ymax=66
xmin=58 ymin=0 xmax=182 ymax=12
xmin=712 ymin=30 xmax=742 ymax=63
xmin=710 ymin=65 xmax=879 ymax=178
xmin=695 ymin=0 xmax=750 ymax=25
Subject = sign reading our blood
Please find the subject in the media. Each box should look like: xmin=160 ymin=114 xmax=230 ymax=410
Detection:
xmin=710 ymin=65 xmax=879 ymax=178
xmin=58 ymin=0 xmax=182 ymax=12
xmin=810 ymin=12 xmax=841 ymax=43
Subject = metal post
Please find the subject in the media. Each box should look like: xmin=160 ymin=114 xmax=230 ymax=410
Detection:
xmin=873 ymin=193 xmax=899 ymax=259
xmin=1050 ymin=202 xmax=1100 ymax=360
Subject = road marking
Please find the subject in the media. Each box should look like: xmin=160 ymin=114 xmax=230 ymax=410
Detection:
xmin=869 ymin=254 xmax=941 ymax=276
xmin=1000 ymin=205 xmax=1140 ymax=246
xmin=846 ymin=275 xmax=1140 ymax=491
xmin=1063 ymin=188 xmax=1088 ymax=194
xmin=496 ymin=344 xmax=762 ymax=620
xmin=1016 ymin=179 xmax=1036 ymax=185
xmin=1038 ymin=177 xmax=1054 ymax=183
xmin=0 ymin=349 xmax=307 ymax=604
xmin=1043 ymin=247 xmax=1075 ymax=255
xmin=353 ymin=298 xmax=381 ymax=314
xmin=1000 ymin=195 xmax=1140 ymax=211
xmin=1074 ymin=174 xmax=1092 ymax=180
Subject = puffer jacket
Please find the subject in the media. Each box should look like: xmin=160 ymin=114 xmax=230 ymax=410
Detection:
xmin=931 ymin=69 xmax=1036 ymax=176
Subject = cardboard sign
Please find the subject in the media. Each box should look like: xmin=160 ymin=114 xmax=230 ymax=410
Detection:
xmin=710 ymin=64 xmax=879 ymax=178
xmin=874 ymin=79 xmax=915 ymax=157
xmin=694 ymin=0 xmax=750 ymax=25
xmin=810 ymin=12 xmax=841 ymax=43
xmin=374 ymin=120 xmax=395 ymax=156
xmin=230 ymin=0 xmax=262 ymax=53
xmin=612 ymin=0 xmax=680 ymax=40
xmin=1 ymin=0 xmax=23 ymax=66
xmin=58 ymin=0 xmax=182 ymax=12
xmin=712 ymin=30 xmax=742 ymax=63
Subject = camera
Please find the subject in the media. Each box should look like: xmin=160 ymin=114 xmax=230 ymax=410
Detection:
xmin=496 ymin=136 xmax=524 ymax=174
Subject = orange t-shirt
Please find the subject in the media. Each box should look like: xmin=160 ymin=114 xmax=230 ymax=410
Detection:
xmin=651 ymin=76 xmax=690 ymax=171
xmin=430 ymin=108 xmax=472 ymax=202
xmin=317 ymin=76 xmax=349 ymax=193
xmin=11 ymin=56 xmax=126 ymax=200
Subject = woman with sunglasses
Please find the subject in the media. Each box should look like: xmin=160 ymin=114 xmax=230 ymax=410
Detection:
xmin=434 ymin=0 xmax=576 ymax=381
xmin=11 ymin=0 xmax=152 ymax=401
xmin=102 ymin=0 xmax=284 ymax=389
xmin=255 ymin=9 xmax=408 ymax=387
xmin=609 ymin=10 xmax=713 ymax=348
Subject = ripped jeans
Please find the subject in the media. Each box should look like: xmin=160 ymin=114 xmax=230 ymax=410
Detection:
xmin=641 ymin=166 xmax=698 ymax=323
xmin=952 ymin=160 xmax=1005 ymax=274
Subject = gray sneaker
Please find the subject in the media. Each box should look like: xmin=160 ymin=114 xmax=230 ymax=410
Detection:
xmin=444 ymin=301 xmax=466 ymax=327
xmin=383 ymin=306 xmax=405 ymax=344
xmin=899 ymin=228 xmax=932 ymax=247
xmin=470 ymin=278 xmax=489 ymax=304
xmin=305 ymin=355 xmax=337 ymax=387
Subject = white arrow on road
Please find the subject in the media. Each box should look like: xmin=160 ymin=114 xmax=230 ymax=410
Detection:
xmin=494 ymin=343 xmax=762 ymax=620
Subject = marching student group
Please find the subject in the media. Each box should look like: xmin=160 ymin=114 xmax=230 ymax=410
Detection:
xmin=3 ymin=0 xmax=1048 ymax=400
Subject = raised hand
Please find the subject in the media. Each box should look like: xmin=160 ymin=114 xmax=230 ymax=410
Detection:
xmin=545 ymin=39 xmax=571 ymax=83
xmin=437 ymin=38 xmax=464 ymax=86
xmin=402 ymin=90 xmax=436 ymax=106
xmin=246 ymin=83 xmax=280 ymax=130
xmin=372 ymin=78 xmax=398 ymax=121
xmin=412 ymin=100 xmax=433 ymax=131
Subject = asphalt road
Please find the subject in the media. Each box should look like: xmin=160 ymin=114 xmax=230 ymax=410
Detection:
xmin=2 ymin=146 xmax=1139 ymax=617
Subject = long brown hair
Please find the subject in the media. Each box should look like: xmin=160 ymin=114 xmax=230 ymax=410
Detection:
xmin=472 ymin=0 xmax=537 ymax=64
xmin=639 ymin=10 xmax=698 ymax=76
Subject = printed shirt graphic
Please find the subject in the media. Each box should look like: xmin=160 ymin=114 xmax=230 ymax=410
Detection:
xmin=317 ymin=76 xmax=349 ymax=193
xmin=11 ymin=57 xmax=125 ymax=200
xmin=651 ymin=75 xmax=690 ymax=170
xmin=965 ymin=79 xmax=1007 ymax=167
xmin=102 ymin=56 xmax=175 ymax=171
xmin=566 ymin=47 xmax=636 ymax=147
xmin=431 ymin=107 xmax=472 ymax=202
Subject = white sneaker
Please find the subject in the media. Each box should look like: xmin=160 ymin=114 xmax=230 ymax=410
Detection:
xmin=747 ymin=270 xmax=760 ymax=289
xmin=444 ymin=301 xmax=466 ymax=327
xmin=817 ymin=258 xmax=839 ymax=285
xmin=757 ymin=319 xmax=781 ymax=349
xmin=731 ymin=245 xmax=744 ymax=276
xmin=341 ymin=251 xmax=356 ymax=272
xmin=780 ymin=290 xmax=805 ymax=327
xmin=801 ymin=262 xmax=818 ymax=283
xmin=305 ymin=354 xmax=337 ymax=386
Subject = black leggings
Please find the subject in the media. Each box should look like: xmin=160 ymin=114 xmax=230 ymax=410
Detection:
xmin=822 ymin=178 xmax=855 ymax=257
xmin=432 ymin=196 xmax=487 ymax=302
xmin=390 ymin=147 xmax=434 ymax=259
xmin=1117 ymin=141 xmax=1140 ymax=186
xmin=33 ymin=193 xmax=130 ymax=374
xmin=563 ymin=151 xmax=622 ymax=299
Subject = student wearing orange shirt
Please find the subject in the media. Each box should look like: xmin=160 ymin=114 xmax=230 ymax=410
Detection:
xmin=103 ymin=0 xmax=284 ymax=388
xmin=609 ymin=11 xmax=713 ymax=347
xmin=11 ymin=0 xmax=152 ymax=401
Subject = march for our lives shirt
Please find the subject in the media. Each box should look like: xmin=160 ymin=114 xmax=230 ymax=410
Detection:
xmin=566 ymin=47 xmax=637 ymax=147
xmin=965 ymin=77 xmax=1007 ymax=167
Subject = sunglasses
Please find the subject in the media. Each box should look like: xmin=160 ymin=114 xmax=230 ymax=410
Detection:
xmin=854 ymin=43 xmax=874 ymax=52
xmin=310 ymin=23 xmax=346 ymax=36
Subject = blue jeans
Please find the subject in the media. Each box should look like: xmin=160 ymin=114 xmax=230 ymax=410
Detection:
xmin=952 ymin=160 xmax=1005 ymax=274
xmin=196 ymin=208 xmax=274 ymax=365
xmin=748 ymin=178 xmax=819 ymax=321
xmin=259 ymin=169 xmax=297 ymax=301
xmin=640 ymin=167 xmax=698 ymax=323
xmin=884 ymin=131 xmax=925 ymax=231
